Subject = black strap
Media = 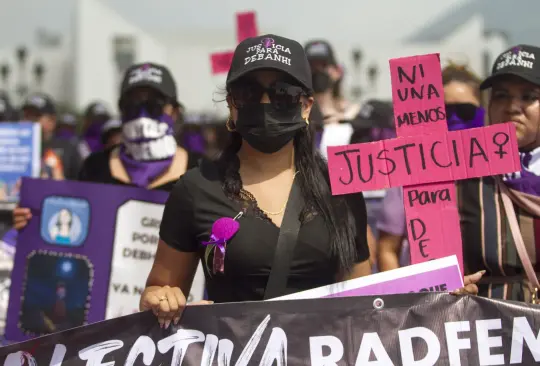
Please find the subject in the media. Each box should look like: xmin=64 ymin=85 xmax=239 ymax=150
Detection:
xmin=263 ymin=178 xmax=304 ymax=300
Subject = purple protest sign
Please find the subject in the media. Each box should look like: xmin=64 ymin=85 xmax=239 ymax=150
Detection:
xmin=272 ymin=255 xmax=463 ymax=301
xmin=5 ymin=177 xmax=169 ymax=343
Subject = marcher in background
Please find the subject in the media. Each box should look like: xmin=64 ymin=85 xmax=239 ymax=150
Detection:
xmin=55 ymin=113 xmax=78 ymax=140
xmin=20 ymin=93 xmax=82 ymax=180
xmin=78 ymin=102 xmax=111 ymax=160
xmin=304 ymin=40 xmax=361 ymax=159
xmin=100 ymin=119 xmax=122 ymax=149
xmin=13 ymin=62 xmax=201 ymax=230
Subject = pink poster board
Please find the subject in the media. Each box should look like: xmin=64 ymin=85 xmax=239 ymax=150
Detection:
xmin=326 ymin=53 xmax=521 ymax=275
xmin=236 ymin=11 xmax=258 ymax=43
xmin=210 ymin=11 xmax=259 ymax=75
xmin=272 ymin=256 xmax=463 ymax=300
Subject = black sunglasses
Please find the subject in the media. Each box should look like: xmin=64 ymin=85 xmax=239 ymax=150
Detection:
xmin=445 ymin=103 xmax=479 ymax=122
xmin=119 ymin=97 xmax=167 ymax=120
xmin=229 ymin=80 xmax=306 ymax=111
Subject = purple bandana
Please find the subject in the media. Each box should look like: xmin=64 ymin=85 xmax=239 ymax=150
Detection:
xmin=119 ymin=110 xmax=177 ymax=188
xmin=55 ymin=129 xmax=76 ymax=140
xmin=503 ymin=148 xmax=540 ymax=196
xmin=446 ymin=106 xmax=485 ymax=131
xmin=83 ymin=122 xmax=104 ymax=153
xmin=183 ymin=131 xmax=206 ymax=154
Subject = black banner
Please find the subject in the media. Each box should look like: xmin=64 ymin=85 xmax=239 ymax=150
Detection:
xmin=1 ymin=293 xmax=540 ymax=365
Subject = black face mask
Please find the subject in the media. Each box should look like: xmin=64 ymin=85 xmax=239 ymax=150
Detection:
xmin=235 ymin=103 xmax=306 ymax=154
xmin=312 ymin=71 xmax=332 ymax=93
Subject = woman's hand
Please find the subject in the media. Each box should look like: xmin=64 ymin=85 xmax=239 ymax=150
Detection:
xmin=140 ymin=286 xmax=213 ymax=328
xmin=13 ymin=207 xmax=32 ymax=230
xmin=451 ymin=270 xmax=486 ymax=296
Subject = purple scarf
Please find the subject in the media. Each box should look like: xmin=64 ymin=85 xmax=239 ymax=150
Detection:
xmin=83 ymin=122 xmax=104 ymax=153
xmin=119 ymin=110 xmax=177 ymax=188
xmin=183 ymin=131 xmax=206 ymax=154
xmin=503 ymin=148 xmax=540 ymax=197
xmin=447 ymin=106 xmax=485 ymax=131
xmin=55 ymin=129 xmax=76 ymax=140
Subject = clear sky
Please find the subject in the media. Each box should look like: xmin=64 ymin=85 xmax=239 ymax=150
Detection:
xmin=0 ymin=0 xmax=464 ymax=49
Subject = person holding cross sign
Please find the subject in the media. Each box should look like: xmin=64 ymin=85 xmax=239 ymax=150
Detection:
xmin=377 ymin=63 xmax=485 ymax=270
xmin=377 ymin=45 xmax=540 ymax=304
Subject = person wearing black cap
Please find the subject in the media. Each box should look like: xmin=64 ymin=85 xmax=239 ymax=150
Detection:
xmin=78 ymin=102 xmax=112 ymax=159
xmin=56 ymin=113 xmax=78 ymax=140
xmin=76 ymin=62 xmax=200 ymax=189
xmin=140 ymin=34 xmax=372 ymax=326
xmin=20 ymin=93 xmax=82 ymax=180
xmin=455 ymin=44 xmax=540 ymax=303
xmin=12 ymin=63 xmax=202 ymax=230
xmin=100 ymin=118 xmax=122 ymax=150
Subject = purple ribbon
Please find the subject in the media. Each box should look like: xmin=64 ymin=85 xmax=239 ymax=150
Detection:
xmin=202 ymin=235 xmax=227 ymax=273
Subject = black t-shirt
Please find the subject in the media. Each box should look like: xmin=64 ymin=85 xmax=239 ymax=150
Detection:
xmin=78 ymin=146 xmax=201 ymax=191
xmin=159 ymin=159 xmax=369 ymax=303
xmin=43 ymin=137 xmax=83 ymax=180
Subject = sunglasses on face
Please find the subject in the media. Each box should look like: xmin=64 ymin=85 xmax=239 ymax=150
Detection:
xmin=119 ymin=97 xmax=167 ymax=120
xmin=445 ymin=103 xmax=479 ymax=121
xmin=229 ymin=80 xmax=306 ymax=111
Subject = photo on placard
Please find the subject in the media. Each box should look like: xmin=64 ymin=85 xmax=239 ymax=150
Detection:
xmin=18 ymin=251 xmax=93 ymax=336
xmin=40 ymin=196 xmax=91 ymax=247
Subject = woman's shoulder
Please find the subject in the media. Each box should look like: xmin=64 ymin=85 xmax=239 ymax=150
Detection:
xmin=176 ymin=156 xmax=224 ymax=194
xmin=186 ymin=150 xmax=205 ymax=169
xmin=78 ymin=146 xmax=116 ymax=181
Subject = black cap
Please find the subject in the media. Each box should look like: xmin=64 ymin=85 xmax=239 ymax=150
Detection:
xmin=84 ymin=102 xmax=111 ymax=121
xmin=21 ymin=93 xmax=56 ymax=115
xmin=59 ymin=113 xmax=77 ymax=126
xmin=480 ymin=44 xmax=540 ymax=89
xmin=352 ymin=100 xmax=394 ymax=129
xmin=120 ymin=62 xmax=178 ymax=104
xmin=226 ymin=34 xmax=313 ymax=92
xmin=304 ymin=40 xmax=337 ymax=65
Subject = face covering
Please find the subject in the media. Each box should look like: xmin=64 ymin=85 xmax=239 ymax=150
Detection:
xmin=119 ymin=109 xmax=177 ymax=187
xmin=83 ymin=122 xmax=104 ymax=152
xmin=312 ymin=71 xmax=332 ymax=93
xmin=235 ymin=103 xmax=306 ymax=154
xmin=446 ymin=105 xmax=485 ymax=131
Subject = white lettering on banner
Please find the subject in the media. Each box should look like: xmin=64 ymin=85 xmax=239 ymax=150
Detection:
xmin=355 ymin=333 xmax=393 ymax=365
xmin=50 ymin=344 xmax=67 ymax=366
xmin=398 ymin=327 xmax=441 ymax=365
xmin=128 ymin=67 xmax=162 ymax=85
xmin=105 ymin=200 xmax=205 ymax=320
xmin=5 ymin=315 xmax=540 ymax=365
xmin=476 ymin=319 xmax=504 ymax=365
xmin=510 ymin=316 xmax=540 ymax=363
xmin=309 ymin=336 xmax=344 ymax=366
xmin=78 ymin=340 xmax=123 ymax=366
xmin=444 ymin=321 xmax=471 ymax=365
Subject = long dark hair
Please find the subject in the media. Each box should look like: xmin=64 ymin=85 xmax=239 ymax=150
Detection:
xmin=218 ymin=93 xmax=360 ymax=274
xmin=442 ymin=63 xmax=482 ymax=101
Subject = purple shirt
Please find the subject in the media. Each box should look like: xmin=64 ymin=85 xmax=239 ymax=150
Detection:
xmin=377 ymin=187 xmax=410 ymax=266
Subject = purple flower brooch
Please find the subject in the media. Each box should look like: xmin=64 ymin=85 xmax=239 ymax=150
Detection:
xmin=202 ymin=212 xmax=242 ymax=274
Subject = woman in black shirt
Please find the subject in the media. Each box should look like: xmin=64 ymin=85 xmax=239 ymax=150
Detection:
xmin=12 ymin=62 xmax=201 ymax=228
xmin=140 ymin=35 xmax=372 ymax=328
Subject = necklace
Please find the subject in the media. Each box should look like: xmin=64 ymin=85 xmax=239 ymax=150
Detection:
xmin=258 ymin=171 xmax=299 ymax=216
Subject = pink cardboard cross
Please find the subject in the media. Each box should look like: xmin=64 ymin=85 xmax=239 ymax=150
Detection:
xmin=327 ymin=54 xmax=521 ymax=274
xmin=210 ymin=11 xmax=259 ymax=74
